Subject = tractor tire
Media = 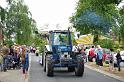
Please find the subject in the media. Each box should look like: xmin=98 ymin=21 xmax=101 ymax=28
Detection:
xmin=46 ymin=61 xmax=54 ymax=77
xmin=75 ymin=63 xmax=84 ymax=76
xmin=68 ymin=67 xmax=75 ymax=72
xmin=43 ymin=54 xmax=46 ymax=72
xmin=44 ymin=63 xmax=46 ymax=72
xmin=75 ymin=59 xmax=84 ymax=76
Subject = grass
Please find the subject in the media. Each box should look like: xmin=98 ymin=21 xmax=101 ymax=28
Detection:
xmin=87 ymin=61 xmax=124 ymax=78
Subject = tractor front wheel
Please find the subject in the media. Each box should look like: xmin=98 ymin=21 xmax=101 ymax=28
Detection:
xmin=75 ymin=61 xmax=84 ymax=76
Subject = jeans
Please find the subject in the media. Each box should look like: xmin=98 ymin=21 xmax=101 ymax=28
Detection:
xmin=117 ymin=60 xmax=121 ymax=71
xmin=22 ymin=61 xmax=29 ymax=74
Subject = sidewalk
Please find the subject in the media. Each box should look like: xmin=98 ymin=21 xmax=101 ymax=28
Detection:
xmin=0 ymin=53 xmax=32 ymax=82
xmin=0 ymin=69 xmax=26 ymax=82
xmin=85 ymin=62 xmax=124 ymax=82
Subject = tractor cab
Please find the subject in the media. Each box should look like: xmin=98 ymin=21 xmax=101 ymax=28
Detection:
xmin=50 ymin=30 xmax=72 ymax=60
xmin=43 ymin=30 xmax=84 ymax=77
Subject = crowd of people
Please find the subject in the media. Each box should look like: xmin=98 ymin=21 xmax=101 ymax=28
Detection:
xmin=0 ymin=43 xmax=36 ymax=76
xmin=74 ymin=45 xmax=123 ymax=72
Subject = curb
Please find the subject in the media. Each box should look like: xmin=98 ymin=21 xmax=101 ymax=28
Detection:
xmin=85 ymin=64 xmax=124 ymax=82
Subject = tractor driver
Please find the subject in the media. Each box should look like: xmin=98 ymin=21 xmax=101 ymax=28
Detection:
xmin=59 ymin=34 xmax=68 ymax=45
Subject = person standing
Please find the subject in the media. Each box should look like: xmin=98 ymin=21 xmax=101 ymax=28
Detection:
xmin=21 ymin=46 xmax=29 ymax=79
xmin=35 ymin=48 xmax=39 ymax=56
xmin=1 ymin=44 xmax=9 ymax=71
xmin=85 ymin=47 xmax=90 ymax=62
xmin=108 ymin=49 xmax=114 ymax=72
xmin=89 ymin=46 xmax=95 ymax=62
xmin=96 ymin=45 xmax=103 ymax=67
xmin=116 ymin=49 xmax=122 ymax=71
xmin=9 ymin=45 xmax=14 ymax=55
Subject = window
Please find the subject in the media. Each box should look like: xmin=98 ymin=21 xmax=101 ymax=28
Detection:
xmin=53 ymin=32 xmax=69 ymax=45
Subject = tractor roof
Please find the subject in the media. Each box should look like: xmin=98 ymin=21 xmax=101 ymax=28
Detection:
xmin=49 ymin=30 xmax=70 ymax=33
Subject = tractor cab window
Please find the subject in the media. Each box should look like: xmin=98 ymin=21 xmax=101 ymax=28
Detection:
xmin=54 ymin=32 xmax=69 ymax=45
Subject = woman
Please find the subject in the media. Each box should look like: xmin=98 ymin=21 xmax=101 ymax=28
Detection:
xmin=21 ymin=46 xmax=29 ymax=75
xmin=96 ymin=45 xmax=103 ymax=67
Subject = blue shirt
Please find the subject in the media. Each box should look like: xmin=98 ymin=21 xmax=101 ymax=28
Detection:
xmin=97 ymin=48 xmax=103 ymax=59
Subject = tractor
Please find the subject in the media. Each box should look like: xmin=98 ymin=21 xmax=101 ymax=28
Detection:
xmin=42 ymin=30 xmax=84 ymax=77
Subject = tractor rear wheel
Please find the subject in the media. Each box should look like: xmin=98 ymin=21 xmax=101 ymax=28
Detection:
xmin=46 ymin=61 xmax=54 ymax=77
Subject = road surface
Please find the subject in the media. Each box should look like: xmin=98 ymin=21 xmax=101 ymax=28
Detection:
xmin=29 ymin=54 xmax=122 ymax=82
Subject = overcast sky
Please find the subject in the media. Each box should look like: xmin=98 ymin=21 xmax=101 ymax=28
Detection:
xmin=24 ymin=0 xmax=77 ymax=30
xmin=0 ymin=0 xmax=77 ymax=30
xmin=0 ymin=0 xmax=124 ymax=31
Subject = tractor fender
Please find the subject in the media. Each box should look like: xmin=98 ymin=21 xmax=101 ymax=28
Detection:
xmin=45 ymin=45 xmax=52 ymax=52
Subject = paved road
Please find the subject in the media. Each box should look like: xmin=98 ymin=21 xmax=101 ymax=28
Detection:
xmin=29 ymin=55 xmax=123 ymax=82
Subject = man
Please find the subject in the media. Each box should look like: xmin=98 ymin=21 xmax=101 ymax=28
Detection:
xmin=1 ymin=44 xmax=9 ymax=71
xmin=116 ymin=49 xmax=122 ymax=71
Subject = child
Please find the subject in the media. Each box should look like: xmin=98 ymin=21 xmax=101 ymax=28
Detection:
xmin=108 ymin=49 xmax=114 ymax=72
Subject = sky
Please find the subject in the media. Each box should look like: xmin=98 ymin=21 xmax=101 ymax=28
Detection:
xmin=0 ymin=0 xmax=124 ymax=31
xmin=0 ymin=0 xmax=77 ymax=31
xmin=24 ymin=0 xmax=77 ymax=31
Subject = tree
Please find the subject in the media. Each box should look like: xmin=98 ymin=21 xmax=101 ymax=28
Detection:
xmin=0 ymin=7 xmax=6 ymax=23
xmin=119 ymin=6 xmax=124 ymax=45
xmin=4 ymin=0 xmax=36 ymax=45
xmin=0 ymin=6 xmax=6 ymax=45
xmin=70 ymin=0 xmax=121 ymax=42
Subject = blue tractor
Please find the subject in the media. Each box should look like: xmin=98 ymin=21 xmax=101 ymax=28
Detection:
xmin=43 ymin=30 xmax=84 ymax=77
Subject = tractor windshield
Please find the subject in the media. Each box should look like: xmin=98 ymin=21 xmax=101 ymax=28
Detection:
xmin=53 ymin=32 xmax=69 ymax=45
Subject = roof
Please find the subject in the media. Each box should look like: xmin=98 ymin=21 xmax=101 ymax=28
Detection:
xmin=49 ymin=30 xmax=70 ymax=33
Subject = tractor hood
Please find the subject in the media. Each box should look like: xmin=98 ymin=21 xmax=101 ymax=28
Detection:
xmin=57 ymin=45 xmax=72 ymax=52
xmin=45 ymin=45 xmax=72 ymax=52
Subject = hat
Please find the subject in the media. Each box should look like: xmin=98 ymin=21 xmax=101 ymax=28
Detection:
xmin=117 ymin=49 xmax=120 ymax=51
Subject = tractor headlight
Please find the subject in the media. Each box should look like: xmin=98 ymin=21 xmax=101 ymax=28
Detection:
xmin=58 ymin=48 xmax=61 ymax=52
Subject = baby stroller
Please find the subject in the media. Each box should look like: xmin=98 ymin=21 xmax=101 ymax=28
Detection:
xmin=12 ymin=55 xmax=22 ymax=69
xmin=7 ymin=55 xmax=15 ymax=70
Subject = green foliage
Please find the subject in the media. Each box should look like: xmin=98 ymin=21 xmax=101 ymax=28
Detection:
xmin=94 ymin=39 xmax=114 ymax=49
xmin=119 ymin=6 xmax=124 ymax=45
xmin=71 ymin=32 xmax=77 ymax=45
xmin=70 ymin=0 xmax=123 ymax=43
xmin=3 ymin=0 xmax=36 ymax=45
xmin=34 ymin=34 xmax=47 ymax=52
xmin=0 ymin=7 xmax=6 ymax=23
xmin=5 ymin=39 xmax=14 ymax=46
xmin=71 ymin=0 xmax=118 ymax=34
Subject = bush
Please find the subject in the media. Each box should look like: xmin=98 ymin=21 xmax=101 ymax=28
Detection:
xmin=94 ymin=39 xmax=114 ymax=49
